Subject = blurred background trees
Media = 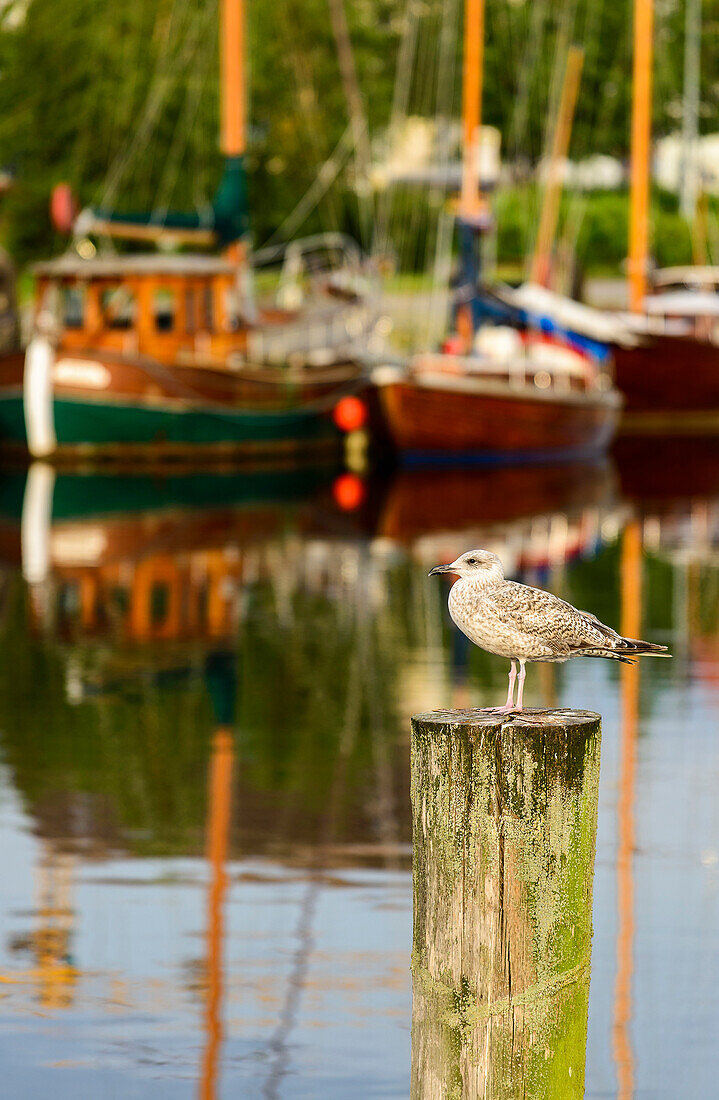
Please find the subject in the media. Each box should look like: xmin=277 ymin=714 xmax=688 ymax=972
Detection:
xmin=0 ymin=0 xmax=717 ymax=270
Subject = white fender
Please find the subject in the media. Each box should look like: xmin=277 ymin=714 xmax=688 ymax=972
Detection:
xmin=21 ymin=461 xmax=55 ymax=585
xmin=23 ymin=335 xmax=57 ymax=458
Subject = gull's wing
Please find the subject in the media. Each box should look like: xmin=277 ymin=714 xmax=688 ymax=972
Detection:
xmin=484 ymin=582 xmax=621 ymax=658
xmin=482 ymin=581 xmax=668 ymax=661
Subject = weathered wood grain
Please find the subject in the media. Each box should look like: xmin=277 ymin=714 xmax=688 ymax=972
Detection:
xmin=410 ymin=707 xmax=601 ymax=1100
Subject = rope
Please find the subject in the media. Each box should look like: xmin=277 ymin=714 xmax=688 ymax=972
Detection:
xmin=153 ymin=0 xmax=216 ymax=224
xmin=259 ymin=125 xmax=355 ymax=249
xmin=372 ymin=0 xmax=422 ymax=260
xmin=98 ymin=0 xmax=199 ymax=213
xmin=422 ymin=0 xmax=462 ymax=352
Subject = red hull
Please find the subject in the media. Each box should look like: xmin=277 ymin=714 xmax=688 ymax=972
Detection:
xmin=614 ymin=334 xmax=719 ymax=424
xmin=377 ymin=377 xmax=620 ymax=459
xmin=377 ymin=462 xmax=614 ymax=541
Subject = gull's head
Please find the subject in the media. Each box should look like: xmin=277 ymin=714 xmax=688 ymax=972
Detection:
xmin=428 ymin=549 xmax=504 ymax=584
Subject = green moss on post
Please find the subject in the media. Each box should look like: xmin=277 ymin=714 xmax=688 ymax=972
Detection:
xmin=410 ymin=708 xmax=601 ymax=1100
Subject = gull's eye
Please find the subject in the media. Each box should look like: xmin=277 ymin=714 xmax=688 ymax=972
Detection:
xmin=466 ymin=558 xmax=477 ymax=565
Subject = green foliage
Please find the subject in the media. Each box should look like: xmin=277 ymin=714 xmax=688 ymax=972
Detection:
xmin=575 ymin=192 xmax=629 ymax=271
xmin=0 ymin=0 xmax=716 ymax=268
xmin=495 ymin=186 xmax=696 ymax=274
xmin=0 ymin=0 xmax=402 ymax=264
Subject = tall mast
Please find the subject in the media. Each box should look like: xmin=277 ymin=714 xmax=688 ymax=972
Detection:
xmin=221 ymin=0 xmax=245 ymax=159
xmin=530 ymin=45 xmax=584 ymax=286
xmin=680 ymin=0 xmax=701 ymax=220
xmin=83 ymin=0 xmax=249 ymax=248
xmin=628 ymin=0 xmax=654 ymax=313
xmin=460 ymin=0 xmax=485 ymax=217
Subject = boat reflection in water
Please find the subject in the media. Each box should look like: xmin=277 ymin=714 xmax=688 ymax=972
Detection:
xmin=0 ymin=447 xmax=716 ymax=1096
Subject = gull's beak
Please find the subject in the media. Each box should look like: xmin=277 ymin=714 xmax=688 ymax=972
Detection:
xmin=428 ymin=564 xmax=453 ymax=577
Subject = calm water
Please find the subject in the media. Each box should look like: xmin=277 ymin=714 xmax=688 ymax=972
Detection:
xmin=0 ymin=440 xmax=717 ymax=1098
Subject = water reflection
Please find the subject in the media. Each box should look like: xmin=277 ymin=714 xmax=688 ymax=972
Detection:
xmin=613 ymin=523 xmax=641 ymax=1100
xmin=0 ymin=445 xmax=715 ymax=1095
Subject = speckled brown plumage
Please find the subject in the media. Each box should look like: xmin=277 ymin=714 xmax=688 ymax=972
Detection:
xmin=429 ymin=548 xmax=669 ymax=711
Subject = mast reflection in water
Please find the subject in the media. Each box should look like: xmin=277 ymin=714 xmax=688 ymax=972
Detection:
xmin=0 ymin=446 xmax=714 ymax=1096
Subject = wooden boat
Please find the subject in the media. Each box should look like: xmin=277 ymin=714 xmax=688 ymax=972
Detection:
xmin=614 ymin=1 xmax=719 ymax=427
xmin=374 ymin=344 xmax=620 ymax=462
xmin=376 ymin=460 xmax=615 ymax=541
xmin=493 ymin=269 xmax=719 ymax=427
xmin=482 ymin=7 xmax=719 ymax=430
xmin=0 ymin=250 xmax=373 ymax=461
xmin=613 ymin=267 xmax=719 ymax=426
xmin=0 ymin=247 xmax=24 ymax=432
xmin=0 ymin=2 xmax=376 ymax=462
xmin=373 ymin=0 xmax=621 ymax=464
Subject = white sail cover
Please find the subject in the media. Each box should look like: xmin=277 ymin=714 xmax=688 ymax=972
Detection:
xmin=497 ymin=283 xmax=638 ymax=347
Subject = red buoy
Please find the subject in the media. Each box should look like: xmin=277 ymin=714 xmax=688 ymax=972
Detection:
xmin=50 ymin=183 xmax=77 ymax=234
xmin=332 ymin=473 xmax=365 ymax=512
xmin=332 ymin=395 xmax=367 ymax=434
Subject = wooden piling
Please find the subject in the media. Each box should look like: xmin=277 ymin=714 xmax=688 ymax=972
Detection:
xmin=410 ymin=708 xmax=601 ymax=1099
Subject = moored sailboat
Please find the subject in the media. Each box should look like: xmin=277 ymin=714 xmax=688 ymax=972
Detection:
xmin=492 ymin=0 xmax=719 ymax=431
xmin=0 ymin=1 xmax=377 ymax=462
xmin=372 ymin=0 xmax=621 ymax=463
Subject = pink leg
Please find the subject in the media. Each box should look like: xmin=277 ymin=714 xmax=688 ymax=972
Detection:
xmin=481 ymin=660 xmax=517 ymax=714
xmin=515 ymin=659 xmax=527 ymax=710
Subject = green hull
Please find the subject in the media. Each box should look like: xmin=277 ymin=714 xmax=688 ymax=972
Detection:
xmin=0 ymin=393 xmax=340 ymax=455
xmin=0 ymin=465 xmax=338 ymax=526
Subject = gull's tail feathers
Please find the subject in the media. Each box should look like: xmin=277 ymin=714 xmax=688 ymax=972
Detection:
xmin=578 ymin=637 xmax=671 ymax=664
xmin=619 ymin=636 xmax=671 ymax=656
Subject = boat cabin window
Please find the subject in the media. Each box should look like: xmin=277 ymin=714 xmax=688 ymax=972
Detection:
xmin=202 ymin=284 xmax=213 ymax=332
xmin=62 ymin=285 xmax=85 ymax=329
xmin=154 ymin=289 xmax=176 ymax=333
xmin=223 ymin=285 xmax=241 ymax=331
xmin=185 ymin=288 xmax=195 ymax=335
xmin=106 ymin=586 xmax=129 ymax=623
xmin=58 ymin=581 xmax=80 ymax=618
xmin=101 ymin=285 xmax=136 ymax=330
xmin=150 ymin=582 xmax=170 ymax=627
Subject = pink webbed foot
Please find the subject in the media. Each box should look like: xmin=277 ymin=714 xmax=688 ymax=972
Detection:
xmin=480 ymin=704 xmax=519 ymax=715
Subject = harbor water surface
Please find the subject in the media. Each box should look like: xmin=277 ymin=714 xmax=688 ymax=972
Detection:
xmin=0 ymin=442 xmax=717 ymax=1098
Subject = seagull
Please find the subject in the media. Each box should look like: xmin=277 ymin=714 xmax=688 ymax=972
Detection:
xmin=429 ymin=548 xmax=669 ymax=712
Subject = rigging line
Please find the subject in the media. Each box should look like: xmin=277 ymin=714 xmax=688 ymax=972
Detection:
xmin=99 ymin=0 xmax=197 ymax=212
xmin=389 ymin=2 xmax=435 ymax=320
xmin=423 ymin=0 xmax=461 ymax=352
xmin=524 ymin=0 xmax=580 ymax=266
xmin=401 ymin=0 xmax=449 ymax=298
xmin=392 ymin=0 xmax=443 ymax=275
xmin=483 ymin=0 xmax=513 ymax=144
xmin=194 ymin=0 xmax=218 ymax=211
xmin=99 ymin=7 xmax=135 ymax=173
xmin=259 ymin=125 xmax=355 ymax=249
xmin=543 ymin=0 xmax=580 ymax=159
xmin=69 ymin=3 xmax=125 ymax=188
xmin=269 ymin=0 xmax=344 ymax=235
xmin=152 ymin=1 xmax=217 ymax=220
xmin=261 ymin=583 xmax=365 ymax=1100
xmin=506 ymin=0 xmax=549 ymax=164
xmin=325 ymin=0 xmax=374 ymax=249
xmin=559 ymin=0 xmax=612 ymax=291
xmin=372 ymin=0 xmax=422 ymax=260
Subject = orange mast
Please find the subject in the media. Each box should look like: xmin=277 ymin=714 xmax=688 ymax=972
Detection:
xmin=460 ymin=0 xmax=485 ymax=217
xmin=613 ymin=520 xmax=642 ymax=1099
xmin=221 ymin=0 xmax=246 ymax=263
xmin=629 ymin=0 xmax=654 ymax=312
xmin=221 ymin=0 xmax=245 ymax=157
xmin=530 ymin=46 xmax=584 ymax=286
xmin=200 ymin=727 xmax=234 ymax=1100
